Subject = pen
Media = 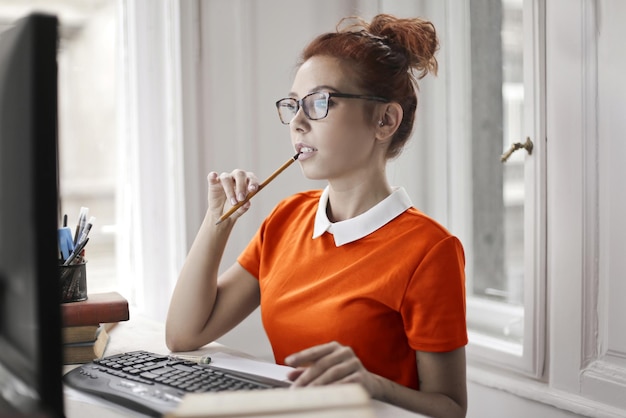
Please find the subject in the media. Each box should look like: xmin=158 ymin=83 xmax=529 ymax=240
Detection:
xmin=73 ymin=207 xmax=89 ymax=246
xmin=171 ymin=354 xmax=212 ymax=364
xmin=216 ymin=153 xmax=301 ymax=225
xmin=76 ymin=216 xmax=95 ymax=246
xmin=63 ymin=237 xmax=89 ymax=266
xmin=58 ymin=227 xmax=75 ymax=261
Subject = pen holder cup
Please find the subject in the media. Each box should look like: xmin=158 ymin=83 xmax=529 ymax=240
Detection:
xmin=59 ymin=261 xmax=87 ymax=303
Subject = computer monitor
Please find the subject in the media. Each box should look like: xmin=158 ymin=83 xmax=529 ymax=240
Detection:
xmin=0 ymin=12 xmax=64 ymax=417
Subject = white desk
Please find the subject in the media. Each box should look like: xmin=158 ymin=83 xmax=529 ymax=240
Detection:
xmin=63 ymin=313 xmax=427 ymax=418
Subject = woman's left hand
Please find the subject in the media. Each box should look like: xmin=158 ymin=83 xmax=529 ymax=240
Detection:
xmin=284 ymin=341 xmax=381 ymax=397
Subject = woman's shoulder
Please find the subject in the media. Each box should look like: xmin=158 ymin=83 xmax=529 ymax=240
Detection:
xmin=396 ymin=206 xmax=458 ymax=241
xmin=391 ymin=209 xmax=465 ymax=262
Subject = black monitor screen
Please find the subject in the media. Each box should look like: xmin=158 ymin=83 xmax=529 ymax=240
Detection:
xmin=0 ymin=12 xmax=64 ymax=417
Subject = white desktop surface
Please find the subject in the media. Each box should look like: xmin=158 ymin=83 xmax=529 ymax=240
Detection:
xmin=63 ymin=312 xmax=428 ymax=418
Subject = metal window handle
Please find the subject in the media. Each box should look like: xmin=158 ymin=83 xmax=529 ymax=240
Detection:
xmin=501 ymin=137 xmax=534 ymax=163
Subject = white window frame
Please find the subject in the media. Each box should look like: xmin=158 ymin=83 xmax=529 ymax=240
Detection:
xmin=457 ymin=0 xmax=547 ymax=378
xmin=467 ymin=0 xmax=626 ymax=414
xmin=547 ymin=0 xmax=626 ymax=412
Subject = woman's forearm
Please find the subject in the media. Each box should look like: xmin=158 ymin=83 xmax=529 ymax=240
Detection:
xmin=373 ymin=375 xmax=466 ymax=418
xmin=165 ymin=211 xmax=235 ymax=351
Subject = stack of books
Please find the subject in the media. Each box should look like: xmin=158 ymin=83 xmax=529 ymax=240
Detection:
xmin=61 ymin=291 xmax=129 ymax=364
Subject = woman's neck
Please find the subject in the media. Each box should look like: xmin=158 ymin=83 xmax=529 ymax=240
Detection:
xmin=325 ymin=178 xmax=392 ymax=222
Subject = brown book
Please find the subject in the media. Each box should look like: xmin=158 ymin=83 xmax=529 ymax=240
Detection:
xmin=63 ymin=326 xmax=109 ymax=364
xmin=62 ymin=324 xmax=100 ymax=344
xmin=61 ymin=292 xmax=129 ymax=327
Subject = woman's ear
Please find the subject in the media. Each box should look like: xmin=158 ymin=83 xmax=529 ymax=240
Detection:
xmin=375 ymin=102 xmax=403 ymax=141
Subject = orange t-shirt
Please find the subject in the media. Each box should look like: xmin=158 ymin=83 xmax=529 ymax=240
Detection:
xmin=238 ymin=190 xmax=467 ymax=389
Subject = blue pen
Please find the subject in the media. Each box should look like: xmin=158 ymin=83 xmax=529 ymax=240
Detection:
xmin=58 ymin=227 xmax=74 ymax=261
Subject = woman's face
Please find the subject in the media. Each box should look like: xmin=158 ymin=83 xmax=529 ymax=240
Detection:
xmin=288 ymin=55 xmax=383 ymax=183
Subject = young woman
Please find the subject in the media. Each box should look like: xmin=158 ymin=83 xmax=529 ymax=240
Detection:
xmin=166 ymin=14 xmax=468 ymax=418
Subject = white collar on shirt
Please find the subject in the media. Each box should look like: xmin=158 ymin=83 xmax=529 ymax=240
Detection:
xmin=312 ymin=185 xmax=413 ymax=247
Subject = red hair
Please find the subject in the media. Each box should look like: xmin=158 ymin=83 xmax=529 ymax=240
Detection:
xmin=298 ymin=14 xmax=439 ymax=159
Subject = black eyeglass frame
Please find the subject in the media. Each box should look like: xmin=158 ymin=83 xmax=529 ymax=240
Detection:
xmin=275 ymin=91 xmax=390 ymax=125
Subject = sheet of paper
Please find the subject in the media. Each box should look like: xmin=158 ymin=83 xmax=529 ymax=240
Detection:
xmin=208 ymin=352 xmax=294 ymax=382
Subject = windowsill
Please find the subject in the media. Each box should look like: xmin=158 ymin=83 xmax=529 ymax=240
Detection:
xmin=467 ymin=363 xmax=625 ymax=417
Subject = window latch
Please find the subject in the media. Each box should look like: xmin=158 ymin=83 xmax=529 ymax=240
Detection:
xmin=501 ymin=137 xmax=534 ymax=163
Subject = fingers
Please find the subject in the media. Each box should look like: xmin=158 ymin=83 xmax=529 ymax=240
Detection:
xmin=207 ymin=169 xmax=259 ymax=220
xmin=285 ymin=342 xmax=364 ymax=388
xmin=207 ymin=172 xmax=226 ymax=209
xmin=285 ymin=341 xmax=338 ymax=367
xmin=218 ymin=169 xmax=258 ymax=206
xmin=286 ymin=367 xmax=306 ymax=382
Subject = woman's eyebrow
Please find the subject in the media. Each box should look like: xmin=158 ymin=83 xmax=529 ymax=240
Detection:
xmin=287 ymin=85 xmax=340 ymax=97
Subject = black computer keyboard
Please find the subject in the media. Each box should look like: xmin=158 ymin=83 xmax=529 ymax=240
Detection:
xmin=63 ymin=350 xmax=290 ymax=417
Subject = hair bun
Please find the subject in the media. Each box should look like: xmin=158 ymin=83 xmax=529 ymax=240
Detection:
xmin=367 ymin=14 xmax=439 ymax=79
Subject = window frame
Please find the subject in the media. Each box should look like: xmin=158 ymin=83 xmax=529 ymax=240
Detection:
xmin=459 ymin=0 xmax=547 ymax=378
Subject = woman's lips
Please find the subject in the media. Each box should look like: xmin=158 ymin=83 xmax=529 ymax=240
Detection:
xmin=296 ymin=145 xmax=317 ymax=161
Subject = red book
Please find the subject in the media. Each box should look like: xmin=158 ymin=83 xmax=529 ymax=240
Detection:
xmin=61 ymin=292 xmax=129 ymax=327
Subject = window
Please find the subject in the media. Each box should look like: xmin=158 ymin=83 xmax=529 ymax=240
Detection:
xmin=461 ymin=0 xmax=546 ymax=376
xmin=0 ymin=1 xmax=120 ymax=294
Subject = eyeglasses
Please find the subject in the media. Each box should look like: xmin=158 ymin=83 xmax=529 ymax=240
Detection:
xmin=275 ymin=91 xmax=389 ymax=125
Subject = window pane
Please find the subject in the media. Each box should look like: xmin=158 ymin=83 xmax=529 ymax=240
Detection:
xmin=0 ymin=1 xmax=119 ymax=293
xmin=467 ymin=0 xmax=525 ymax=344
xmin=502 ymin=0 xmax=525 ymax=306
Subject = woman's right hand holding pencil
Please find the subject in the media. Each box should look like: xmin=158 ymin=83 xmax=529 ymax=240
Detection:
xmin=207 ymin=169 xmax=259 ymax=225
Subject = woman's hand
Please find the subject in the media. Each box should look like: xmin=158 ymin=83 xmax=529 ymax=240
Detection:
xmin=284 ymin=341 xmax=382 ymax=397
xmin=207 ymin=169 xmax=259 ymax=223
xmin=285 ymin=343 xmax=467 ymax=417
